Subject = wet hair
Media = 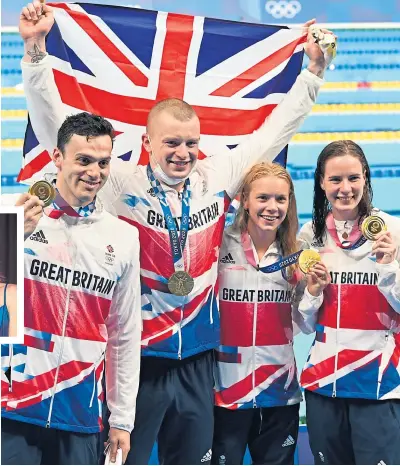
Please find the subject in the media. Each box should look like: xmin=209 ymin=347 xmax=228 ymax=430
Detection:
xmin=312 ymin=140 xmax=373 ymax=243
xmin=146 ymin=98 xmax=198 ymax=134
xmin=234 ymin=162 xmax=299 ymax=278
xmin=57 ymin=112 xmax=115 ymax=154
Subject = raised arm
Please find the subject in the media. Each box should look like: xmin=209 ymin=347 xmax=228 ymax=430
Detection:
xmin=105 ymin=227 xmax=142 ymax=464
xmin=202 ymin=20 xmax=334 ymax=198
xmin=20 ymin=1 xmax=66 ymax=153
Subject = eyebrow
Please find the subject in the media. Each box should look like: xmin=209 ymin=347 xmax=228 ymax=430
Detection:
xmin=256 ymin=192 xmax=288 ymax=197
xmin=328 ymin=173 xmax=361 ymax=179
xmin=75 ymin=154 xmax=112 ymax=161
xmin=162 ymin=137 xmax=200 ymax=143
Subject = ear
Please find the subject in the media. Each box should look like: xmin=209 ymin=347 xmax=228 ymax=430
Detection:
xmin=52 ymin=148 xmax=63 ymax=168
xmin=243 ymin=194 xmax=249 ymax=211
xmin=142 ymin=133 xmax=151 ymax=153
xmin=320 ymin=175 xmax=326 ymax=192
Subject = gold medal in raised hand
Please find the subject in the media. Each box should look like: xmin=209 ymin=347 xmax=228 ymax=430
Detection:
xmin=28 ymin=180 xmax=56 ymax=207
xmin=167 ymin=271 xmax=194 ymax=296
xmin=299 ymin=249 xmax=321 ymax=274
xmin=310 ymin=25 xmax=337 ymax=63
xmin=361 ymin=215 xmax=387 ymax=241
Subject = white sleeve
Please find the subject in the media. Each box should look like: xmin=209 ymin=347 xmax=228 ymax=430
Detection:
xmin=22 ymin=56 xmax=130 ymax=208
xmin=292 ymin=282 xmax=322 ymax=335
xmin=200 ymin=69 xmax=324 ymax=198
xmin=376 ymin=260 xmax=400 ymax=314
xmin=21 ymin=56 xmax=67 ymax=154
xmin=105 ymin=228 xmax=142 ymax=433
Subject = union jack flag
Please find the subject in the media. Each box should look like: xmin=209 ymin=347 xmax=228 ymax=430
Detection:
xmin=19 ymin=2 xmax=306 ymax=183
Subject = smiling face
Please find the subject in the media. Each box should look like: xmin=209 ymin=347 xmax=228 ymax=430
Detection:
xmin=143 ymin=110 xmax=200 ymax=182
xmin=53 ymin=133 xmax=112 ymax=207
xmin=320 ymin=154 xmax=366 ymax=221
xmin=244 ymin=175 xmax=290 ymax=235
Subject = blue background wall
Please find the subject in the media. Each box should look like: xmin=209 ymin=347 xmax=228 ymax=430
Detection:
xmin=2 ymin=0 xmax=400 ymax=25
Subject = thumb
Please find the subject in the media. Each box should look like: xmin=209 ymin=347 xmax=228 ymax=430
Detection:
xmin=15 ymin=193 xmax=30 ymax=207
xmin=42 ymin=4 xmax=53 ymax=15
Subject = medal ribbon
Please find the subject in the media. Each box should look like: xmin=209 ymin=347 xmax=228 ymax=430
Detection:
xmin=147 ymin=165 xmax=191 ymax=273
xmin=241 ymin=231 xmax=302 ymax=275
xmin=326 ymin=212 xmax=367 ymax=250
xmin=46 ymin=190 xmax=95 ymax=219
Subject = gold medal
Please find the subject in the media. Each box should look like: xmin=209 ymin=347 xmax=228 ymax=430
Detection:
xmin=361 ymin=215 xmax=387 ymax=241
xmin=28 ymin=180 xmax=56 ymax=207
xmin=299 ymin=249 xmax=321 ymax=274
xmin=167 ymin=271 xmax=194 ymax=296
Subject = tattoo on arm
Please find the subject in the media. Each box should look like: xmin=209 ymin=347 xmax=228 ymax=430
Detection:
xmin=27 ymin=44 xmax=46 ymax=63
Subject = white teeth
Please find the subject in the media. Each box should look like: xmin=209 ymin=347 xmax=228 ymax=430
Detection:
xmin=260 ymin=215 xmax=277 ymax=221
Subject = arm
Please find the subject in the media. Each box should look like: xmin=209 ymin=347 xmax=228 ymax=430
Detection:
xmin=373 ymin=231 xmax=400 ymax=314
xmin=5 ymin=285 xmax=18 ymax=338
xmin=292 ymin=259 xmax=330 ymax=335
xmin=20 ymin=1 xmax=65 ymax=154
xmin=292 ymin=280 xmax=322 ymax=335
xmin=202 ymin=21 xmax=330 ymax=198
xmin=105 ymin=228 xmax=142 ymax=463
xmin=15 ymin=193 xmax=44 ymax=241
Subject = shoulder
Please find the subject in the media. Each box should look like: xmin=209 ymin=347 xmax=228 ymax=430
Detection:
xmin=4 ymin=284 xmax=17 ymax=308
xmin=298 ymin=221 xmax=314 ymax=242
xmin=101 ymin=211 xmax=139 ymax=241
xmin=222 ymin=225 xmax=241 ymax=247
xmin=377 ymin=210 xmax=400 ymax=240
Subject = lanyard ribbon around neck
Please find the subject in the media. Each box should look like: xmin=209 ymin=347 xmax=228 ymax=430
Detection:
xmin=147 ymin=165 xmax=191 ymax=273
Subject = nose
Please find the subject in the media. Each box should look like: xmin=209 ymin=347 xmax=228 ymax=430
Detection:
xmin=265 ymin=198 xmax=278 ymax=212
xmin=175 ymin=142 xmax=189 ymax=159
xmin=340 ymin=179 xmax=352 ymax=193
xmin=86 ymin=165 xmax=101 ymax=179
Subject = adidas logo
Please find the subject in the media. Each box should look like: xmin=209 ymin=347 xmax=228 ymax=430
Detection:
xmin=201 ymin=449 xmax=212 ymax=463
xmin=319 ymin=452 xmax=325 ymax=463
xmin=377 ymin=461 xmax=386 ymax=465
xmin=282 ymin=435 xmax=295 ymax=447
xmin=30 ymin=230 xmax=48 ymax=244
xmin=220 ymin=253 xmax=235 ymax=264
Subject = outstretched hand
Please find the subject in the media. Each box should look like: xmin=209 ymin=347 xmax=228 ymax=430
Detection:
xmin=303 ymin=19 xmax=337 ymax=77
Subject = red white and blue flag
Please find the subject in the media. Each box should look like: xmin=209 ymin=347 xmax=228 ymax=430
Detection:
xmin=19 ymin=2 xmax=306 ymax=183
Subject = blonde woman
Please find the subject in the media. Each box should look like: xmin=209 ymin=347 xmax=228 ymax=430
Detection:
xmin=212 ymin=162 xmax=330 ymax=465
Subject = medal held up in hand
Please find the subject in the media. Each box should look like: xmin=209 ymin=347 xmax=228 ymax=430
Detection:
xmin=29 ymin=180 xmax=56 ymax=207
xmin=299 ymin=249 xmax=321 ymax=274
xmin=310 ymin=25 xmax=337 ymax=65
xmin=361 ymin=216 xmax=387 ymax=241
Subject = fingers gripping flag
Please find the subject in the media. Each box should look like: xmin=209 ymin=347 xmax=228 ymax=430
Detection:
xmin=20 ymin=2 xmax=306 ymax=184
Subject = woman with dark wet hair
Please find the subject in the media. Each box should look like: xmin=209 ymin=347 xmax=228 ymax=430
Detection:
xmin=299 ymin=140 xmax=400 ymax=465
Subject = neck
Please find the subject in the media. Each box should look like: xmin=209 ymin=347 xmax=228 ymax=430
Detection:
xmin=331 ymin=208 xmax=359 ymax=222
xmin=168 ymin=181 xmax=185 ymax=191
xmin=55 ymin=179 xmax=93 ymax=208
xmin=247 ymin=221 xmax=277 ymax=262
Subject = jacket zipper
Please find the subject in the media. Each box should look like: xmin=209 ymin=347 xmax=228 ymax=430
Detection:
xmin=252 ymin=265 xmax=260 ymax=408
xmin=332 ymin=282 xmax=341 ymax=398
xmin=8 ymin=344 xmax=13 ymax=392
xmin=377 ymin=330 xmax=391 ymax=398
xmin=46 ymin=224 xmax=78 ymax=427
